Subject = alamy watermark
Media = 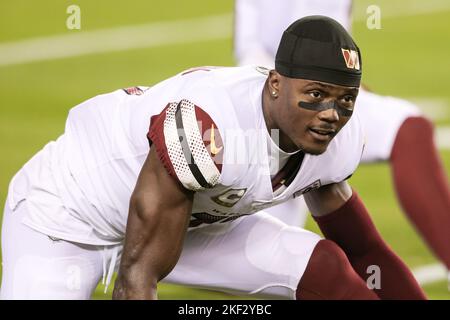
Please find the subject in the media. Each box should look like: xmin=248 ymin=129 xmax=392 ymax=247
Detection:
xmin=66 ymin=5 xmax=81 ymax=30
xmin=66 ymin=264 xmax=82 ymax=291
xmin=366 ymin=264 xmax=381 ymax=290
xmin=366 ymin=5 xmax=382 ymax=30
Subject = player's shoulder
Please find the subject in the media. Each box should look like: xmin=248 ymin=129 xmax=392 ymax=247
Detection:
xmin=147 ymin=98 xmax=226 ymax=191
xmin=146 ymin=66 xmax=266 ymax=192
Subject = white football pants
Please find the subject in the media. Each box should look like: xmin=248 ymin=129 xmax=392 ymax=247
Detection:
xmin=1 ymin=197 xmax=321 ymax=299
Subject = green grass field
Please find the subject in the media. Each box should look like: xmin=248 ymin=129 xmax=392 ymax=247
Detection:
xmin=0 ymin=0 xmax=449 ymax=299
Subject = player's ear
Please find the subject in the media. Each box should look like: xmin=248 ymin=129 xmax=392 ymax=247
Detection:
xmin=268 ymin=70 xmax=281 ymax=96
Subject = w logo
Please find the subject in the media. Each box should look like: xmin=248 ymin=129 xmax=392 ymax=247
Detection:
xmin=341 ymin=49 xmax=360 ymax=70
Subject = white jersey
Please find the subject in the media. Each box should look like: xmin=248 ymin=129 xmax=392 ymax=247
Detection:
xmin=235 ymin=0 xmax=353 ymax=67
xmin=8 ymin=66 xmax=364 ymax=245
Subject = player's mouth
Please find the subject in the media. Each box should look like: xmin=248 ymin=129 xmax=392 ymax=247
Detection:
xmin=308 ymin=127 xmax=336 ymax=142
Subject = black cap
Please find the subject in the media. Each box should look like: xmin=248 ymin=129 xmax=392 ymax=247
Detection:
xmin=275 ymin=15 xmax=362 ymax=87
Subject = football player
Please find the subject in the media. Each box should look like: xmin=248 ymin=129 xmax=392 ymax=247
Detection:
xmin=1 ymin=16 xmax=425 ymax=300
xmin=234 ymin=0 xmax=450 ymax=282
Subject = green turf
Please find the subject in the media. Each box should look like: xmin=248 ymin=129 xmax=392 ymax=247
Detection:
xmin=0 ymin=0 xmax=232 ymax=42
xmin=0 ymin=0 xmax=449 ymax=300
xmin=422 ymin=281 xmax=450 ymax=300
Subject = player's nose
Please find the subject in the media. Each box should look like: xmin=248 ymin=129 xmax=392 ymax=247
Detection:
xmin=317 ymin=108 xmax=339 ymax=123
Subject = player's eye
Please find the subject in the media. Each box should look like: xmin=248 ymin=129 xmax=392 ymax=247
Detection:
xmin=337 ymin=95 xmax=355 ymax=113
xmin=309 ymin=91 xmax=322 ymax=99
xmin=341 ymin=95 xmax=355 ymax=104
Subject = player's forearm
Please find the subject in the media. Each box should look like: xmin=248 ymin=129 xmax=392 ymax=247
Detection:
xmin=112 ymin=200 xmax=159 ymax=299
xmin=113 ymin=191 xmax=191 ymax=300
xmin=113 ymin=202 xmax=167 ymax=300
xmin=113 ymin=148 xmax=193 ymax=300
xmin=113 ymin=268 xmax=158 ymax=300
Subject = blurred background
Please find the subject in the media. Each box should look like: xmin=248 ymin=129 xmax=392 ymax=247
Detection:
xmin=0 ymin=0 xmax=449 ymax=299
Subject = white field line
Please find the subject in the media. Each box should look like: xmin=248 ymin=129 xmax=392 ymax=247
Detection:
xmin=1 ymin=1 xmax=450 ymax=67
xmin=412 ymin=263 xmax=448 ymax=286
xmin=436 ymin=127 xmax=450 ymax=150
xmin=0 ymin=14 xmax=233 ymax=67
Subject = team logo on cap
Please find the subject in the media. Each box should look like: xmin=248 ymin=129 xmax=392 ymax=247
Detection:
xmin=341 ymin=49 xmax=360 ymax=70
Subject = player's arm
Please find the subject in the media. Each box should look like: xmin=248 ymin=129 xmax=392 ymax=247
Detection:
xmin=112 ymin=147 xmax=194 ymax=300
xmin=113 ymin=98 xmax=224 ymax=299
xmin=303 ymin=180 xmax=352 ymax=216
xmin=304 ymin=181 xmax=426 ymax=299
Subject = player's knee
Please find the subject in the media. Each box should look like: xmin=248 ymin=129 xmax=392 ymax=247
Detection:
xmin=296 ymin=240 xmax=360 ymax=299
xmin=394 ymin=116 xmax=434 ymax=148
xmin=392 ymin=116 xmax=436 ymax=161
xmin=398 ymin=116 xmax=435 ymax=143
xmin=311 ymin=240 xmax=354 ymax=280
